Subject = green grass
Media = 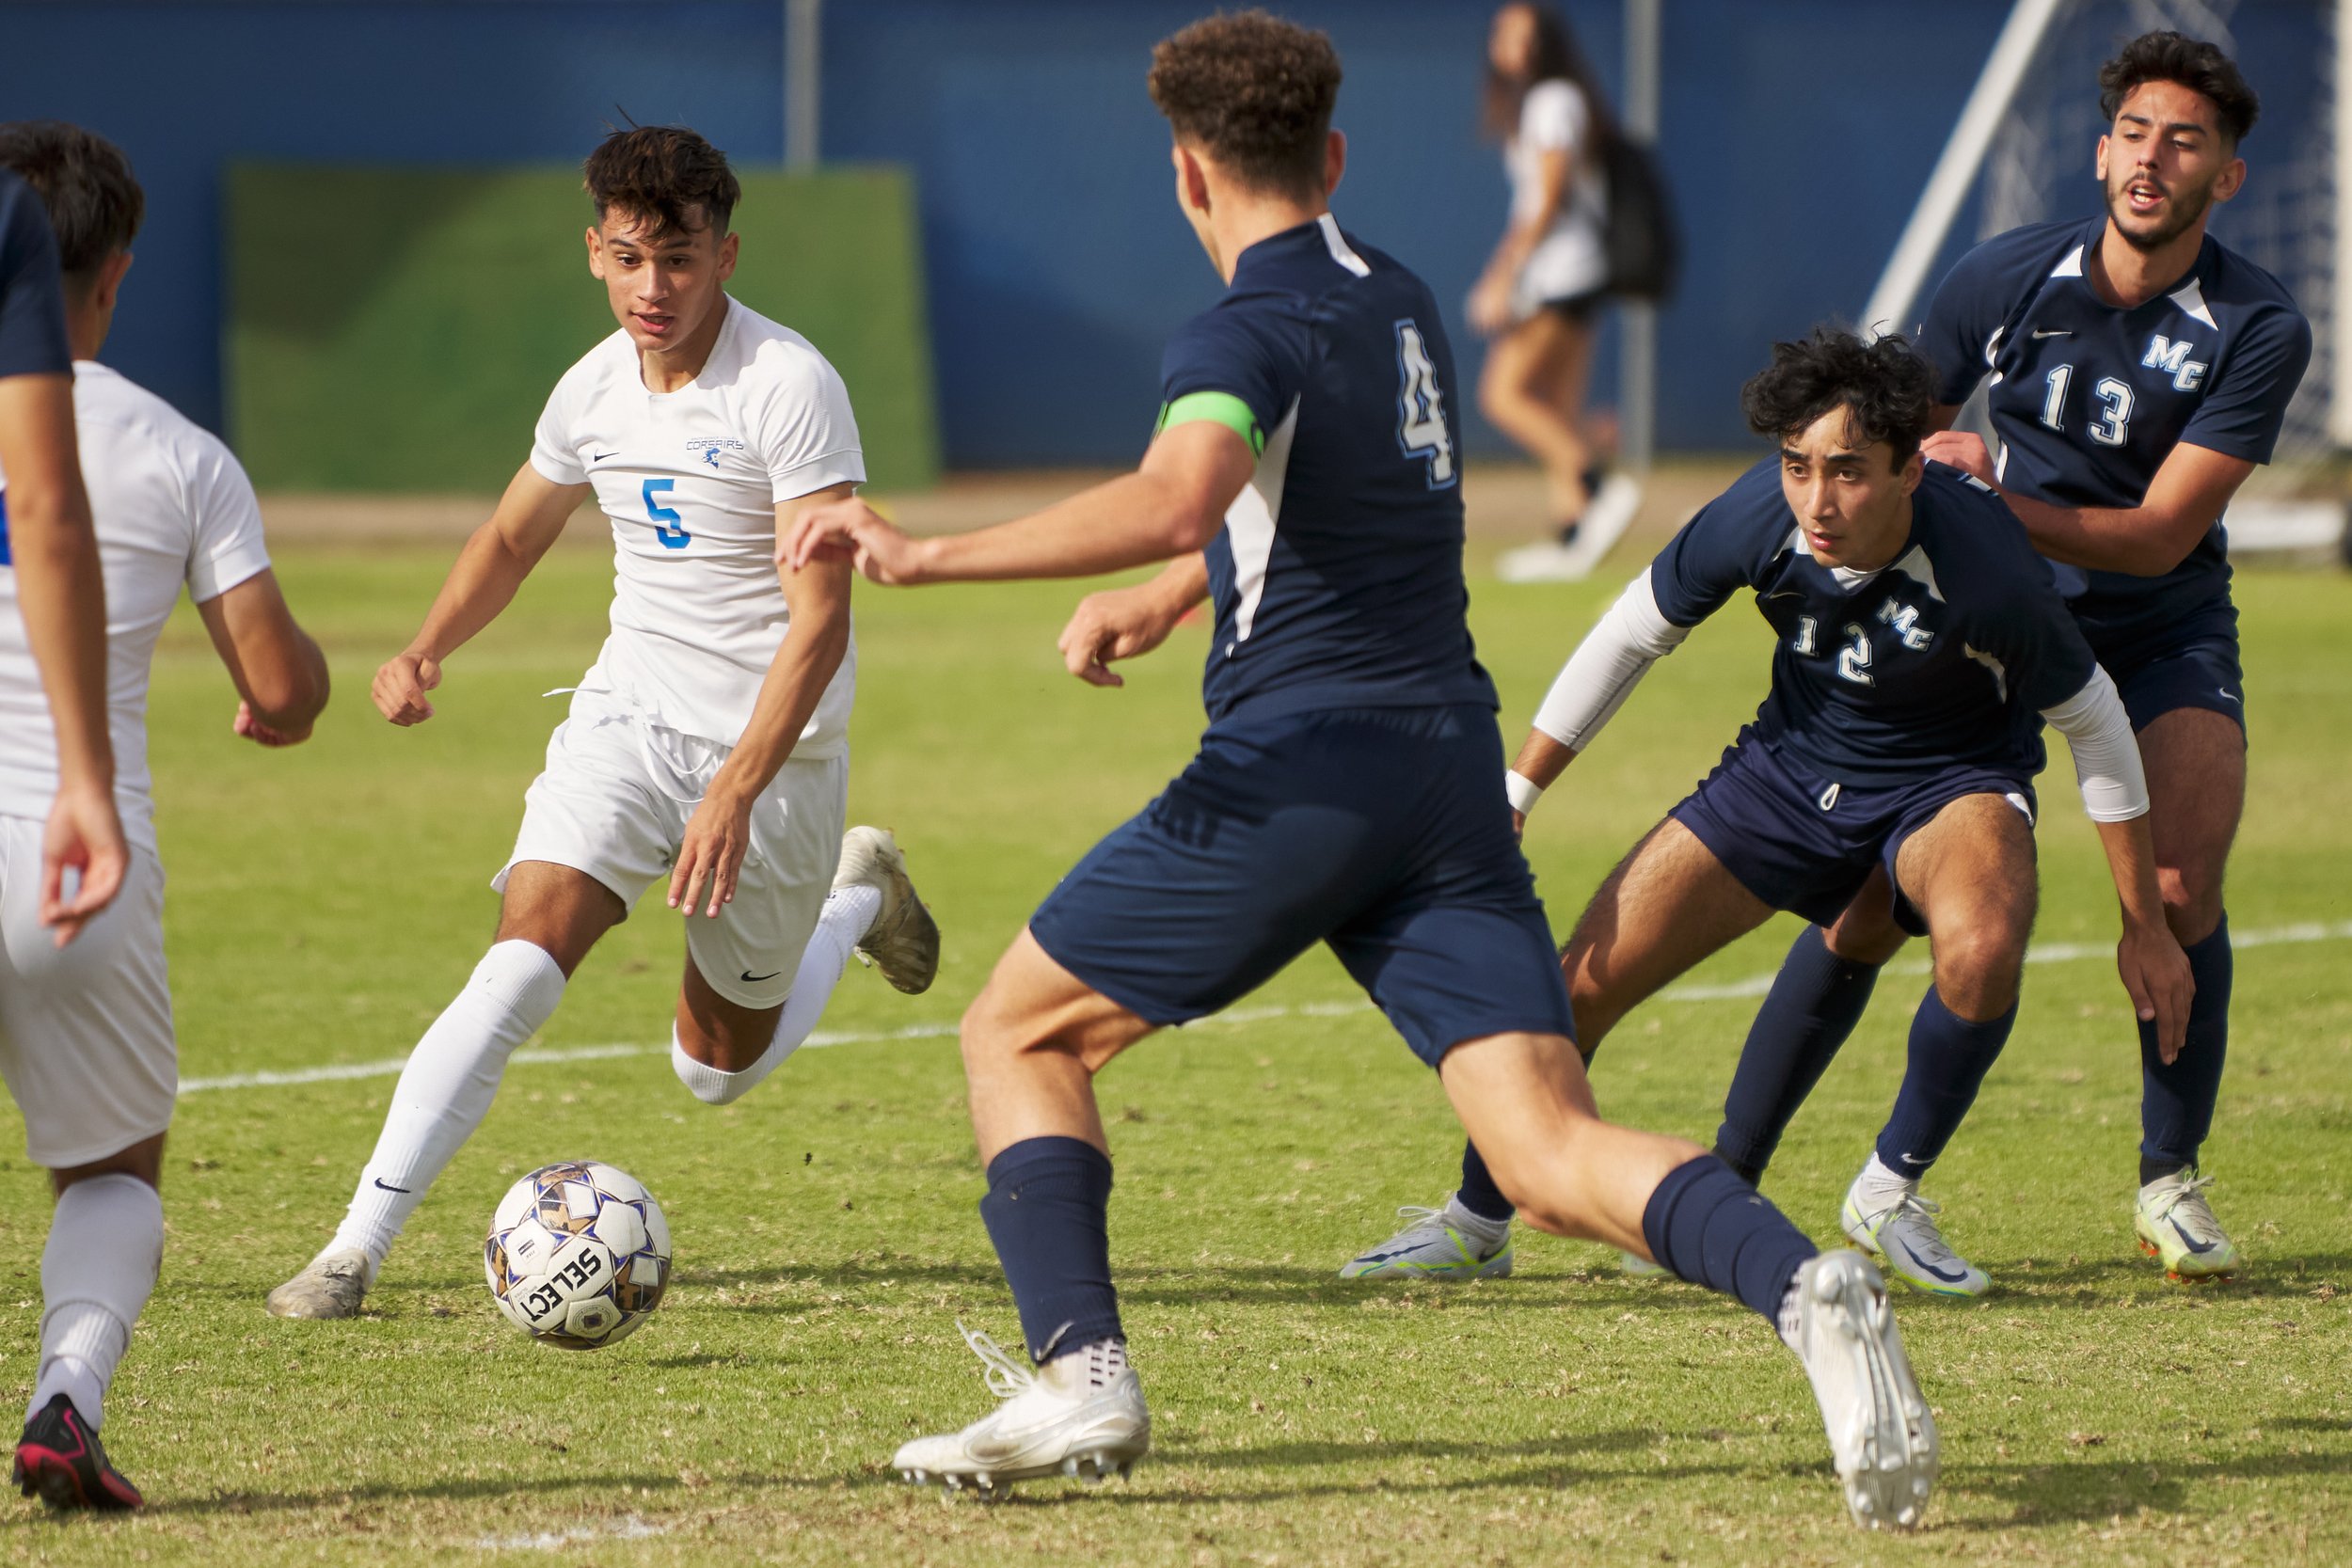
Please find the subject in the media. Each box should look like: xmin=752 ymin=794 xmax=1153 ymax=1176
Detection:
xmin=3 ymin=541 xmax=2347 ymax=1565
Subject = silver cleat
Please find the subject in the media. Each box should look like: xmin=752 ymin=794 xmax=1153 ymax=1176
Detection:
xmin=894 ymin=1323 xmax=1149 ymax=1497
xmin=1790 ymin=1249 xmax=1938 ymax=1529
xmin=834 ymin=826 xmax=941 ymax=994
xmin=264 ymin=1245 xmax=372 ymax=1320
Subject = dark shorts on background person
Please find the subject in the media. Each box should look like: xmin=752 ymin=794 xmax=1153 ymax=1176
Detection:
xmin=1670 ymin=727 xmax=2038 ymax=937
xmin=2086 ymin=604 xmax=2248 ymax=736
xmin=1537 ymin=284 xmax=1612 ymax=324
xmin=1028 ymin=703 xmax=1574 ymax=1068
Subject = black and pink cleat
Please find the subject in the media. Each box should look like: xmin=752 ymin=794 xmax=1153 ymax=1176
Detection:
xmin=13 ymin=1394 xmax=142 ymax=1512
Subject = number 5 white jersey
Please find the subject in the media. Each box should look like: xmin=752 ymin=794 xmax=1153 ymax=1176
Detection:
xmin=530 ymin=298 xmax=866 ymax=752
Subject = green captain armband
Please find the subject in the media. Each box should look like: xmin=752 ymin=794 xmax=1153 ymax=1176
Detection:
xmin=1155 ymin=390 xmax=1265 ymax=457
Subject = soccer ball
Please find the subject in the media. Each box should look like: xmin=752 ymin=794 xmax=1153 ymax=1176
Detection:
xmin=484 ymin=1161 xmax=672 ymax=1349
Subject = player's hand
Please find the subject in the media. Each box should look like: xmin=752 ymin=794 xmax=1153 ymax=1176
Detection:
xmin=1510 ymin=809 xmax=1526 ymax=838
xmin=373 ymin=651 xmax=442 ymax=725
xmin=780 ymin=497 xmax=930 ymax=585
xmin=1467 ymin=273 xmax=1515 ymax=337
xmin=39 ymin=778 xmax=127 ymax=949
xmin=2116 ymin=919 xmax=2195 ymax=1065
xmin=672 ymin=785 xmax=753 ymax=920
xmin=1921 ymin=430 xmax=1997 ymax=488
xmin=233 ymin=699 xmax=311 ymax=748
xmin=1057 ymin=582 xmax=1185 ymax=688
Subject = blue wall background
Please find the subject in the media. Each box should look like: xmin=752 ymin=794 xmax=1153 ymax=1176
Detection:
xmin=0 ymin=0 xmax=2327 ymax=467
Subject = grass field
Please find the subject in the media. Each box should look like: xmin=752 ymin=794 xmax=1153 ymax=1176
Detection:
xmin=3 ymin=535 xmax=2348 ymax=1566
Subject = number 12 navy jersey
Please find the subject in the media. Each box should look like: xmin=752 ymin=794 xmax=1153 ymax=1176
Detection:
xmin=1917 ymin=217 xmax=2311 ymax=658
xmin=1156 ymin=214 xmax=1499 ymax=726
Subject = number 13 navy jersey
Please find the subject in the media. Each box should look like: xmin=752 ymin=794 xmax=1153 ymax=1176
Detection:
xmin=1156 ymin=214 xmax=1499 ymax=726
xmin=1916 ymin=217 xmax=2311 ymax=658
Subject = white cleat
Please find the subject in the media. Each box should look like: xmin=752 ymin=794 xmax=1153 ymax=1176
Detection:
xmin=894 ymin=1324 xmax=1150 ymax=1497
xmin=1842 ymin=1180 xmax=1992 ymax=1298
xmin=1619 ymin=1249 xmax=1670 ymax=1277
xmin=1495 ymin=474 xmax=1645 ymax=583
xmin=1339 ymin=1199 xmax=1513 ymax=1280
xmin=834 ymin=826 xmax=940 ymax=994
xmin=1790 ymin=1249 xmax=1939 ymax=1530
xmin=264 ymin=1245 xmax=373 ymax=1320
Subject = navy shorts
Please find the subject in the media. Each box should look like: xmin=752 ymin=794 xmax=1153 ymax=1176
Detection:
xmin=1028 ymin=704 xmax=1575 ymax=1068
xmin=1670 ymin=728 xmax=2037 ymax=937
xmin=2087 ymin=606 xmax=2247 ymax=735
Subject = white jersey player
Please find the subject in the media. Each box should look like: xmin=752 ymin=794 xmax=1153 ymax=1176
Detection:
xmin=1 ymin=123 xmax=330 ymax=1511
xmin=268 ymin=126 xmax=938 ymax=1322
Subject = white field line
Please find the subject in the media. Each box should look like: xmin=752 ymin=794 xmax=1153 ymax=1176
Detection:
xmin=178 ymin=917 xmax=2352 ymax=1098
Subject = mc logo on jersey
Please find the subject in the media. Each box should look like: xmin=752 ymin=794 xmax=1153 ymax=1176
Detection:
xmin=686 ymin=436 xmax=746 ymax=468
xmin=2143 ymin=336 xmax=2209 ymax=392
xmin=1876 ymin=597 xmax=1933 ymax=651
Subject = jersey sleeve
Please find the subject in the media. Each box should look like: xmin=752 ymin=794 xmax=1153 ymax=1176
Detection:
xmin=746 ymin=345 xmax=866 ymax=501
xmin=0 ymin=176 xmax=72 ymax=381
xmin=1518 ymin=80 xmax=1586 ymax=158
xmin=181 ymin=431 xmax=274 ymax=604
xmin=1914 ymin=240 xmax=2016 ymax=406
xmin=2179 ymin=305 xmax=2312 ymax=465
xmin=528 ymin=371 xmax=588 ymax=486
xmin=1156 ymin=304 xmax=1302 ymax=458
xmin=1644 ymin=467 xmax=1777 ymax=625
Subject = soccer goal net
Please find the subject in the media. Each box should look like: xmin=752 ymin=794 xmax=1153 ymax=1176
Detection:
xmin=1867 ymin=0 xmax=2349 ymax=558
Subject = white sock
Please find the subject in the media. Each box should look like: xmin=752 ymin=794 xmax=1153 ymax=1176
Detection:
xmin=330 ymin=941 xmax=566 ymax=1268
xmin=1443 ymin=1192 xmax=1512 ymax=1243
xmin=1851 ymin=1151 xmax=1917 ymax=1214
xmin=671 ymin=885 xmax=880 ymax=1107
xmin=32 ymin=1173 xmax=163 ymax=1431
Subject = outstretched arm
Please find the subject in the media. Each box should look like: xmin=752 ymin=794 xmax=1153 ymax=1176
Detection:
xmin=668 ymin=483 xmax=857 ymax=919
xmin=373 ymin=462 xmax=589 ymax=724
xmin=2040 ymin=667 xmax=2193 ymax=1060
xmin=781 ymin=420 xmax=1254 ymax=584
xmin=196 ymin=568 xmax=330 ymax=746
xmin=1922 ymin=431 xmax=2255 ymax=577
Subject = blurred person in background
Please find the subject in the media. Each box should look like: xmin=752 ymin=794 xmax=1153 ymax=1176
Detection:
xmin=1476 ymin=3 xmax=1643 ymax=583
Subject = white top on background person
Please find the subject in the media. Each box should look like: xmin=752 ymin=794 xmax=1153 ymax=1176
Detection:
xmin=528 ymin=295 xmax=864 ymax=752
xmin=1506 ymin=75 xmax=1608 ymax=310
xmin=0 ymin=361 xmax=274 ymax=850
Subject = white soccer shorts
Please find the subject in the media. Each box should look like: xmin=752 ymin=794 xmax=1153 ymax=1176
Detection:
xmin=0 ymin=816 xmax=177 ymax=1168
xmin=495 ymin=691 xmax=848 ymax=1009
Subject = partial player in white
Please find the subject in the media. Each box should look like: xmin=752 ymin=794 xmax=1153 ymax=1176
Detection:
xmin=267 ymin=125 xmax=937 ymax=1322
xmin=0 ymin=123 xmax=331 ymax=1511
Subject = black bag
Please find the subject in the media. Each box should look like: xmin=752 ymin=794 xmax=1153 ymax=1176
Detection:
xmin=1599 ymin=134 xmax=1679 ymax=302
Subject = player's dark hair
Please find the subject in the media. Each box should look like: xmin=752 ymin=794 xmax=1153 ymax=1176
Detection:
xmin=1147 ymin=10 xmax=1343 ymax=198
xmin=1741 ymin=327 xmax=1935 ymax=467
xmin=2099 ymin=30 xmax=2259 ymax=147
xmin=583 ymin=125 xmax=740 ymax=242
xmin=0 ymin=120 xmax=143 ymax=287
xmin=1481 ymin=4 xmax=1617 ymax=150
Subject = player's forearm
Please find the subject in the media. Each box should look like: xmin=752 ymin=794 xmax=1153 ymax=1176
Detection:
xmin=2092 ymin=816 xmax=2172 ymax=933
xmin=405 ymin=521 xmax=543 ymax=661
xmin=1145 ymin=552 xmax=1212 ymax=616
xmin=250 ymin=626 xmax=332 ymax=731
xmin=9 ymin=496 xmax=116 ymax=791
xmin=915 ymin=471 xmax=1216 ymax=583
xmin=709 ymin=607 xmax=850 ymax=801
xmin=1510 ymin=729 xmax=1578 ymax=790
xmin=2000 ymin=491 xmax=2198 ymax=577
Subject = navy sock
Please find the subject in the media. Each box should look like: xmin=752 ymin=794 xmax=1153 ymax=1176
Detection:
xmin=2139 ymin=916 xmax=2233 ymax=1180
xmin=1641 ymin=1154 xmax=1820 ymax=1322
xmin=1455 ymin=1141 xmax=1515 ymax=1224
xmin=977 ymin=1136 xmax=1122 ymax=1364
xmin=1715 ymin=927 xmax=1883 ymax=1182
xmin=1872 ymin=985 xmax=2017 ymax=1177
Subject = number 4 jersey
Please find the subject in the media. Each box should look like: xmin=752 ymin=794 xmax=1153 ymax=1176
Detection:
xmin=529 ymin=297 xmax=866 ymax=752
xmin=1916 ymin=217 xmax=2311 ymax=661
xmin=1155 ymin=214 xmax=1500 ymax=726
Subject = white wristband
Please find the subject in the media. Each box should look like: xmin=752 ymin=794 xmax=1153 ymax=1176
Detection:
xmin=1504 ymin=769 xmax=1545 ymax=816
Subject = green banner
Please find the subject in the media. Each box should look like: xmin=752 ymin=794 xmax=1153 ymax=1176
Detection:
xmin=226 ymin=164 xmax=939 ymax=492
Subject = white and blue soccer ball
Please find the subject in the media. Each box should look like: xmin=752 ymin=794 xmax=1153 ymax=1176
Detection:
xmin=485 ymin=1161 xmax=672 ymax=1349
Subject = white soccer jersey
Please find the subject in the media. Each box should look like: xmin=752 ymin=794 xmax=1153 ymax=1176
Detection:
xmin=0 ymin=360 xmax=273 ymax=851
xmin=530 ymin=298 xmax=866 ymax=752
xmin=1507 ymin=78 xmax=1610 ymax=309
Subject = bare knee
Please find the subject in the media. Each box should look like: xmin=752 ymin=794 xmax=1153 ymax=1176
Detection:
xmin=1931 ymin=922 xmax=2027 ymax=1020
xmin=51 ymin=1133 xmax=167 ymax=1197
xmin=2155 ymin=862 xmax=2225 ymax=943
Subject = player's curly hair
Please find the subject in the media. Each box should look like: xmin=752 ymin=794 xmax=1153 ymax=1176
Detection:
xmin=2099 ymin=30 xmax=2259 ymax=146
xmin=1147 ymin=10 xmax=1343 ymax=198
xmin=583 ymin=125 xmax=740 ymax=241
xmin=0 ymin=120 xmax=143 ymax=284
xmin=1740 ymin=327 xmax=1935 ymax=466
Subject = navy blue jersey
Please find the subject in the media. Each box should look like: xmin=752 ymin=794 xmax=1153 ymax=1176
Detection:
xmin=1653 ymin=460 xmax=2097 ymax=785
xmin=1917 ymin=216 xmax=2311 ymax=652
xmin=0 ymin=170 xmax=72 ymax=381
xmin=1158 ymin=214 xmax=1498 ymax=725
